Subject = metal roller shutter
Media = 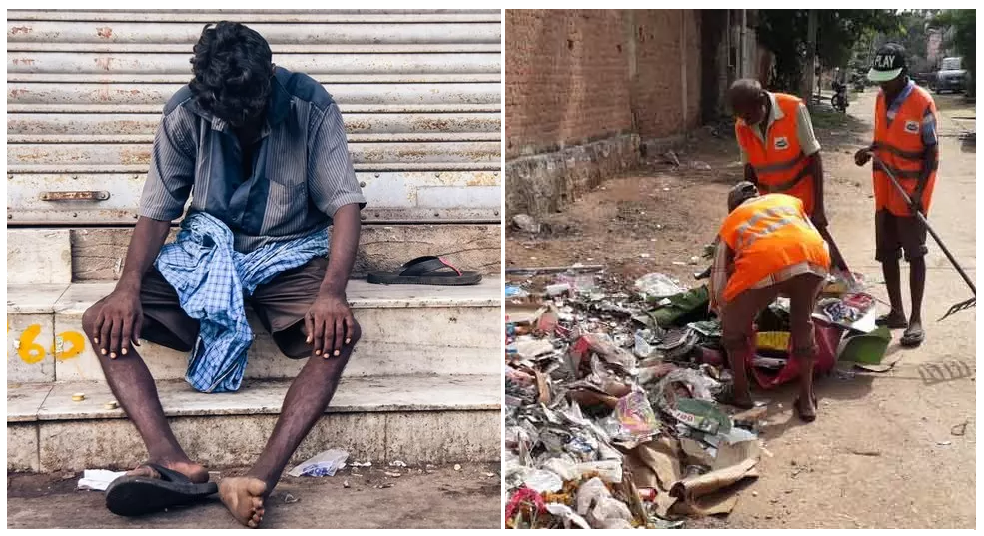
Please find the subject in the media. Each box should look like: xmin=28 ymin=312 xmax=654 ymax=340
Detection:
xmin=6 ymin=10 xmax=502 ymax=225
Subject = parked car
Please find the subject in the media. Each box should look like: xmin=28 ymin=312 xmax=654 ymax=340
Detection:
xmin=911 ymin=72 xmax=934 ymax=87
xmin=933 ymin=57 xmax=969 ymax=94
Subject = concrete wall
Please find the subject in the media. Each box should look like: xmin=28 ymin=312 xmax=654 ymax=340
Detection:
xmin=505 ymin=9 xmax=704 ymax=218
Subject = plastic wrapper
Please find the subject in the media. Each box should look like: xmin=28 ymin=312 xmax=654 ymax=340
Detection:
xmin=287 ymin=449 xmax=349 ymax=477
xmin=523 ymin=469 xmax=564 ymax=493
xmin=615 ymin=389 xmax=660 ymax=440
xmin=77 ymin=469 xmax=126 ymax=491
xmin=541 ymin=456 xmax=578 ymax=481
xmin=634 ymin=329 xmax=655 ymax=358
xmin=634 ymin=272 xmax=687 ymax=299
xmin=575 ymin=460 xmax=623 ymax=483
xmin=576 ymin=477 xmax=634 ymax=528
xmin=505 ymin=285 xmax=530 ymax=299
xmin=652 ymin=368 xmax=719 ymax=402
xmin=545 ymin=503 xmax=592 ymax=529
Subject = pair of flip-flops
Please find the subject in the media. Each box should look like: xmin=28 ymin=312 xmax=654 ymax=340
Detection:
xmin=875 ymin=314 xmax=925 ymax=347
xmin=367 ymin=256 xmax=482 ymax=286
xmin=105 ymin=464 xmax=217 ymax=517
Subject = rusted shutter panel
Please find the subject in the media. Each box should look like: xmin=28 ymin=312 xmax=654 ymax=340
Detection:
xmin=6 ymin=10 xmax=502 ymax=224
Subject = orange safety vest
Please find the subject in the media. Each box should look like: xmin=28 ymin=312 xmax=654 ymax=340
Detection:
xmin=735 ymin=93 xmax=817 ymax=215
xmin=873 ymin=85 xmax=938 ymax=216
xmin=719 ymin=194 xmax=831 ymax=301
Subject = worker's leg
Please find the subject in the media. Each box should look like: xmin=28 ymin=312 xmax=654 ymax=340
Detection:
xmin=784 ymin=273 xmax=825 ymax=421
xmin=875 ymin=210 xmax=908 ymax=327
xmin=720 ymin=285 xmax=780 ymax=407
xmin=900 ymin=215 xmax=930 ymax=345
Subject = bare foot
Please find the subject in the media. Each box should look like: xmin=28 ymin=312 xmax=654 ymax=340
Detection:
xmin=219 ymin=476 xmax=267 ymax=528
xmin=126 ymin=460 xmax=209 ymax=483
xmin=795 ymin=395 xmax=817 ymax=422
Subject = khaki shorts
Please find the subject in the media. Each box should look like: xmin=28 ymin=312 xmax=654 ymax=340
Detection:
xmin=140 ymin=256 xmax=328 ymax=359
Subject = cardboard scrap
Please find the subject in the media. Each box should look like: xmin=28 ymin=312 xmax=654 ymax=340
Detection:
xmin=668 ymin=458 xmax=760 ymax=516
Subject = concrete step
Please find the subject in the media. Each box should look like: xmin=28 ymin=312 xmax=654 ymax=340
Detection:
xmin=6 ymin=228 xmax=72 ymax=286
xmin=7 ymin=279 xmax=501 ymax=383
xmin=8 ymin=226 xmax=500 ymax=283
xmin=7 ymin=374 xmax=500 ymax=472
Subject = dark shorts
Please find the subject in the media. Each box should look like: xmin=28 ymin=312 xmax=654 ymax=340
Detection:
xmin=140 ymin=256 xmax=329 ymax=359
xmin=875 ymin=210 xmax=928 ymax=263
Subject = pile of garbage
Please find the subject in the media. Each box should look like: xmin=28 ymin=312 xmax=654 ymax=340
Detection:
xmin=504 ymin=264 xmax=886 ymax=529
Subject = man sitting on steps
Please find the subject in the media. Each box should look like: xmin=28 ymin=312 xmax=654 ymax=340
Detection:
xmin=80 ymin=22 xmax=366 ymax=528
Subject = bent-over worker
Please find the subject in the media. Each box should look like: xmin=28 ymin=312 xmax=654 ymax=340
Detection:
xmin=710 ymin=183 xmax=831 ymax=422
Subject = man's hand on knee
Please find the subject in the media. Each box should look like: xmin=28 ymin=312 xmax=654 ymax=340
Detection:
xmin=88 ymin=289 xmax=143 ymax=359
xmin=304 ymin=292 xmax=357 ymax=358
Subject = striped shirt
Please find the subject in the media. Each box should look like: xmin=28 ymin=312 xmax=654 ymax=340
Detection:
xmin=139 ymin=66 xmax=367 ymax=253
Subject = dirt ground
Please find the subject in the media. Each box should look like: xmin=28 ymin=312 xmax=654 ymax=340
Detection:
xmin=6 ymin=463 xmax=501 ymax=529
xmin=508 ymin=89 xmax=976 ymax=529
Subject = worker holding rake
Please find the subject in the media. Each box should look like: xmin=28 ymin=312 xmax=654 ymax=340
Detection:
xmin=855 ymin=43 xmax=940 ymax=347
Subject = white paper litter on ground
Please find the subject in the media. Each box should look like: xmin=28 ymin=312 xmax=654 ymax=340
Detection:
xmin=77 ymin=469 xmax=127 ymax=491
xmin=288 ymin=449 xmax=349 ymax=477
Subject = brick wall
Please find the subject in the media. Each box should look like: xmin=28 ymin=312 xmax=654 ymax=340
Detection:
xmin=506 ymin=10 xmax=707 ymax=217
xmin=630 ymin=11 xmax=702 ymax=139
xmin=505 ymin=10 xmax=633 ymax=159
xmin=506 ymin=9 xmax=703 ymax=159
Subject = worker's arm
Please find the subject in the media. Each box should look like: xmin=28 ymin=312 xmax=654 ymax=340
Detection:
xmin=743 ymin=163 xmax=758 ymax=185
xmin=796 ymin=103 xmax=826 ymax=228
xmin=807 ymin=152 xmax=826 ymax=227
xmin=736 ymin=130 xmax=757 ymax=186
xmin=708 ymin=240 xmax=734 ymax=315
xmin=912 ymin=108 xmax=940 ymax=214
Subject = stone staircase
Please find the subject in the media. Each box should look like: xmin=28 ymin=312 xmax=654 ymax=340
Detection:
xmin=6 ymin=229 xmax=501 ymax=473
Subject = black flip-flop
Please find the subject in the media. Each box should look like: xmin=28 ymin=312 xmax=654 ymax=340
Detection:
xmin=900 ymin=327 xmax=925 ymax=348
xmin=105 ymin=463 xmax=217 ymax=517
xmin=875 ymin=313 xmax=908 ymax=329
xmin=367 ymin=256 xmax=482 ymax=286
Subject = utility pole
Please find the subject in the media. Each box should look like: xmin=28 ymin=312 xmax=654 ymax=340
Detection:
xmin=804 ymin=9 xmax=818 ymax=103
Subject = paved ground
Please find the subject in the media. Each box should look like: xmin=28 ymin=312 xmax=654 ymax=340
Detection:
xmin=508 ymin=88 xmax=976 ymax=529
xmin=6 ymin=464 xmax=501 ymax=529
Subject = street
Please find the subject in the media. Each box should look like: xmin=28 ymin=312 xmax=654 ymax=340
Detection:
xmin=6 ymin=464 xmax=501 ymax=529
xmin=507 ymin=88 xmax=976 ymax=529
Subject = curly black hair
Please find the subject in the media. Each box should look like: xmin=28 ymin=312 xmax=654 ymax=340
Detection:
xmin=189 ymin=22 xmax=274 ymax=128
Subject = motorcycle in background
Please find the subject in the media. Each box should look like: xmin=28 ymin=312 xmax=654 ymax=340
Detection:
xmin=831 ymin=80 xmax=849 ymax=113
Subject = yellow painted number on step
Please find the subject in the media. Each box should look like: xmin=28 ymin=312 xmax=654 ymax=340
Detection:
xmin=55 ymin=331 xmax=86 ymax=361
xmin=17 ymin=324 xmax=46 ymax=364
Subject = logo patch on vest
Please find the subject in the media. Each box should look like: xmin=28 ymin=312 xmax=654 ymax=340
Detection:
xmin=774 ymin=136 xmax=790 ymax=150
xmin=904 ymin=120 xmax=920 ymax=134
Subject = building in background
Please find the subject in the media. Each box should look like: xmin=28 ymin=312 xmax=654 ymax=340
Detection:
xmin=505 ymin=9 xmax=761 ymax=219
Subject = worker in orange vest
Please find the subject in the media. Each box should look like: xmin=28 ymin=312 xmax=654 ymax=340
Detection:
xmin=728 ymin=79 xmax=848 ymax=272
xmin=855 ymin=43 xmax=938 ymax=347
xmin=710 ymin=183 xmax=831 ymax=422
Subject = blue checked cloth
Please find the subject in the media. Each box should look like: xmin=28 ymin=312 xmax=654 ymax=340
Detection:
xmin=155 ymin=212 xmax=329 ymax=393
